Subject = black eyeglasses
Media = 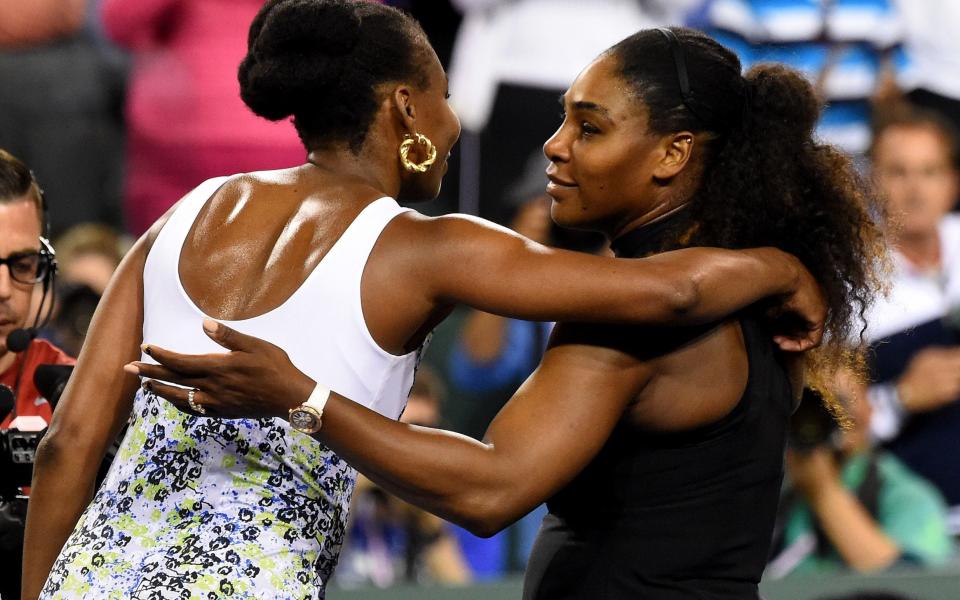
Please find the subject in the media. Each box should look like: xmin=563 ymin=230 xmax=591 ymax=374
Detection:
xmin=0 ymin=250 xmax=49 ymax=285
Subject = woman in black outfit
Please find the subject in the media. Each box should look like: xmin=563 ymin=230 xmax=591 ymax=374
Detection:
xmin=138 ymin=27 xmax=886 ymax=599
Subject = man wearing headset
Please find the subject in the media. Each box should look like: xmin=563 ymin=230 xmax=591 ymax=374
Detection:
xmin=0 ymin=149 xmax=73 ymax=429
xmin=0 ymin=148 xmax=74 ymax=600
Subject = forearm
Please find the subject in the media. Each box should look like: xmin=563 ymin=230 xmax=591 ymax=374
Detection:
xmin=21 ymin=440 xmax=99 ymax=599
xmin=136 ymin=323 xmax=642 ymax=538
xmin=808 ymin=481 xmax=900 ymax=571
xmin=421 ymin=215 xmax=808 ymax=328
xmin=445 ymin=245 xmax=800 ymax=326
xmin=315 ymin=392 xmax=513 ymax=536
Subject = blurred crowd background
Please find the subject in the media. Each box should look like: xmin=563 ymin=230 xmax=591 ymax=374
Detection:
xmin=5 ymin=0 xmax=960 ymax=597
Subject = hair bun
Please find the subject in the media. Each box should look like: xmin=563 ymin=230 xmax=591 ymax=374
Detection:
xmin=744 ymin=64 xmax=820 ymax=141
xmin=238 ymin=0 xmax=362 ymax=122
xmin=257 ymin=0 xmax=362 ymax=58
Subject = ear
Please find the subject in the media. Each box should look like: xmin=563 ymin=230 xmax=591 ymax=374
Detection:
xmin=652 ymin=132 xmax=695 ymax=180
xmin=390 ymin=84 xmax=418 ymax=135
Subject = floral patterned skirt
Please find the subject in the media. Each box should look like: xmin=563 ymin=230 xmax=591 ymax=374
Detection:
xmin=41 ymin=389 xmax=356 ymax=599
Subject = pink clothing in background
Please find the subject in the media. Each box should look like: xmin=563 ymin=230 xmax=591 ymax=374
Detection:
xmin=101 ymin=0 xmax=305 ymax=234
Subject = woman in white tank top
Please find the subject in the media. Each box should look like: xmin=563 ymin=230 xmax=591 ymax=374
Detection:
xmin=23 ymin=3 xmax=825 ymax=599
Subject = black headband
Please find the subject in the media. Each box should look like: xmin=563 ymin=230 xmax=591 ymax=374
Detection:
xmin=655 ymin=27 xmax=706 ymax=124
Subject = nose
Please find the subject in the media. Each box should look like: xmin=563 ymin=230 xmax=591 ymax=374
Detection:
xmin=543 ymin=123 xmax=569 ymax=164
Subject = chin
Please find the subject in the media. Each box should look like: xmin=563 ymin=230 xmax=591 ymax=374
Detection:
xmin=549 ymin=202 xmax=596 ymax=232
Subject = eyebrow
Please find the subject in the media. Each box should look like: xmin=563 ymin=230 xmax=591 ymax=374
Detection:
xmin=2 ymin=248 xmax=40 ymax=258
xmin=558 ymin=94 xmax=611 ymax=118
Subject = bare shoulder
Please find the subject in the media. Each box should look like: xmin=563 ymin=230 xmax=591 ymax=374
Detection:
xmin=378 ymin=211 xmax=538 ymax=274
xmin=386 ymin=211 xmax=515 ymax=239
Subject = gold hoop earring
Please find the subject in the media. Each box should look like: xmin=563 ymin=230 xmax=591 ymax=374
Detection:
xmin=399 ymin=133 xmax=438 ymax=173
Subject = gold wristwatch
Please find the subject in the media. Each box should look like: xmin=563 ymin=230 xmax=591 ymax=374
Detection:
xmin=288 ymin=383 xmax=330 ymax=434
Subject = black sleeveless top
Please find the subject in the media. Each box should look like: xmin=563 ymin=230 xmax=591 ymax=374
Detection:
xmin=523 ymin=215 xmax=794 ymax=599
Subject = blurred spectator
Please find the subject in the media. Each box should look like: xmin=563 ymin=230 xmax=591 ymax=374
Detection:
xmin=99 ymin=0 xmax=306 ymax=235
xmin=335 ymin=367 xmax=473 ymax=588
xmin=768 ymin=374 xmax=952 ymax=578
xmin=447 ymin=0 xmax=701 ymax=221
xmin=40 ymin=224 xmax=128 ymax=355
xmin=698 ymin=0 xmax=903 ymax=155
xmin=54 ymin=222 xmax=128 ymax=296
xmin=895 ymin=0 xmax=960 ymax=142
xmin=47 ymin=283 xmax=101 ymax=358
xmin=0 ymin=0 xmax=86 ymax=47
xmin=861 ymin=106 xmax=960 ymax=533
xmin=0 ymin=0 xmax=126 ymax=235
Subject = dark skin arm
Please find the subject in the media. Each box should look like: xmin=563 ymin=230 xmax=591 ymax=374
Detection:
xmin=21 ymin=199 xmax=178 ymax=599
xmin=137 ymin=321 xmax=651 ymax=536
xmin=382 ymin=213 xmax=824 ymax=350
xmin=21 ymin=238 xmax=147 ymax=600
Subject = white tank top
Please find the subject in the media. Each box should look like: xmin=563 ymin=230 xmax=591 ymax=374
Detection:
xmin=141 ymin=175 xmax=419 ymax=419
xmin=43 ymin=176 xmax=426 ymax=598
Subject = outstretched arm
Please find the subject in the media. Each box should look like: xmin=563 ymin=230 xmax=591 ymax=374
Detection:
xmin=135 ymin=321 xmax=649 ymax=536
xmin=21 ymin=239 xmax=148 ymax=599
xmin=391 ymin=214 xmax=823 ymax=350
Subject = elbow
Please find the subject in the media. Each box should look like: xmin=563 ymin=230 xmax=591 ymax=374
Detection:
xmin=34 ymin=419 xmax=89 ymax=471
xmin=460 ymin=506 xmax=511 ymax=539
xmin=33 ymin=430 xmax=67 ymax=472
xmin=459 ymin=513 xmax=511 ymax=539
xmin=464 ymin=520 xmax=507 ymax=539
xmin=667 ymin=274 xmax=701 ymax=322
xmin=448 ymin=488 xmax=519 ymax=539
xmin=29 ymin=436 xmax=64 ymax=495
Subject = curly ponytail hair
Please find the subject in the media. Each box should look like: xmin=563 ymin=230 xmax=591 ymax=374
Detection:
xmin=611 ymin=28 xmax=888 ymax=404
xmin=238 ymin=0 xmax=431 ymax=153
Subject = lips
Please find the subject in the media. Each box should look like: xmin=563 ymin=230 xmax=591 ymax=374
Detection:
xmin=546 ymin=173 xmax=577 ymax=188
xmin=545 ymin=173 xmax=578 ymax=200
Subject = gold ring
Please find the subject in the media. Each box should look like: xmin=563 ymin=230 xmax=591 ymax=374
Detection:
xmin=187 ymin=388 xmax=206 ymax=415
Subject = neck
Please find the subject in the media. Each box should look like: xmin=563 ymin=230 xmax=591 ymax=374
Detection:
xmin=895 ymin=228 xmax=941 ymax=270
xmin=306 ymin=145 xmax=401 ymax=198
xmin=609 ymin=199 xmax=691 ymax=242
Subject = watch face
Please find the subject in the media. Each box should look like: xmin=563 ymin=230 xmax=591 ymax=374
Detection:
xmin=290 ymin=409 xmax=319 ymax=432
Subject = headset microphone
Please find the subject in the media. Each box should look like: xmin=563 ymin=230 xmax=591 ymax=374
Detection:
xmin=6 ymin=328 xmax=36 ymax=353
